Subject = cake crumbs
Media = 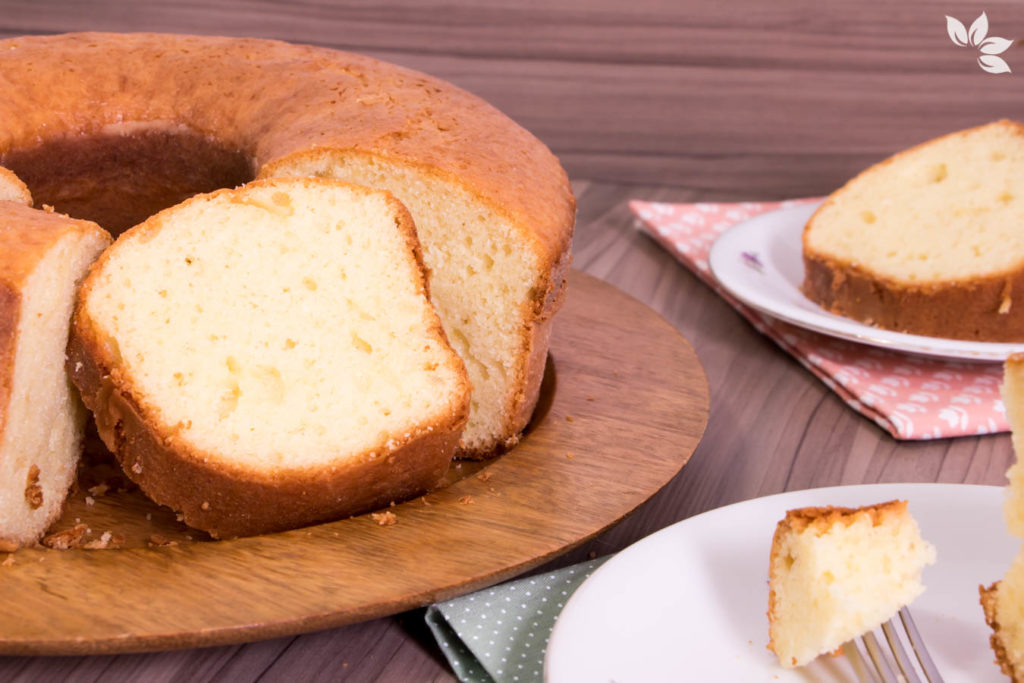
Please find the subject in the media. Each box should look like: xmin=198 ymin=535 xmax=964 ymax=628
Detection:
xmin=586 ymin=396 xmax=595 ymax=402
xmin=42 ymin=523 xmax=89 ymax=550
xmin=201 ymin=501 xmax=210 ymax=511
xmin=421 ymin=496 xmax=432 ymax=506
xmin=565 ymin=415 xmax=574 ymax=422
xmin=371 ymin=511 xmax=397 ymax=526
xmin=83 ymin=531 xmax=126 ymax=550
xmin=1 ymin=555 xmax=13 ymax=567
xmin=487 ymin=487 xmax=501 ymax=497
xmin=566 ymin=452 xmax=575 ymax=460
xmin=476 ymin=471 xmax=492 ymax=483
xmin=131 ymin=462 xmax=143 ymax=474
xmin=588 ymin=551 xmax=597 ymax=559
xmin=87 ymin=483 xmax=110 ymax=498
xmin=24 ymin=465 xmax=42 ymax=509
xmin=459 ymin=495 xmax=474 ymax=505
xmin=147 ymin=534 xmax=179 ymax=548
xmin=175 ymin=512 xmax=185 ymax=522
xmin=0 ymin=539 xmax=19 ymax=553
xmin=85 ymin=496 xmax=95 ymax=506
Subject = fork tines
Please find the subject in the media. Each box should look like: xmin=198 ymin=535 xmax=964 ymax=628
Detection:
xmin=845 ymin=607 xmax=945 ymax=683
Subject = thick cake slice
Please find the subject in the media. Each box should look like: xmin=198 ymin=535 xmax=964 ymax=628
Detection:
xmin=981 ymin=547 xmax=1024 ymax=682
xmin=767 ymin=501 xmax=936 ymax=668
xmin=68 ymin=177 xmax=471 ymax=538
xmin=0 ymin=202 xmax=111 ymax=547
xmin=803 ymin=119 xmax=1024 ymax=341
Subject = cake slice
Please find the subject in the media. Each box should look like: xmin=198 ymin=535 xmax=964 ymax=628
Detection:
xmin=983 ymin=355 xmax=1024 ymax=680
xmin=803 ymin=119 xmax=1024 ymax=341
xmin=68 ymin=177 xmax=471 ymax=538
xmin=0 ymin=167 xmax=31 ymax=205
xmin=0 ymin=202 xmax=111 ymax=548
xmin=1003 ymin=354 xmax=1024 ymax=537
xmin=981 ymin=547 xmax=1024 ymax=682
xmin=767 ymin=500 xmax=936 ymax=668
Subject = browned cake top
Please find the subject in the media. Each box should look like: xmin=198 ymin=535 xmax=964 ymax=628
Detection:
xmin=0 ymin=32 xmax=574 ymax=258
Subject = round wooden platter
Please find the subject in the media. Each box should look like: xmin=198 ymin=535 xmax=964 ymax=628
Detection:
xmin=0 ymin=270 xmax=709 ymax=655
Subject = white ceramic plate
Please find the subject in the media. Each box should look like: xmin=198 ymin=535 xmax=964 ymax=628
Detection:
xmin=545 ymin=483 xmax=1014 ymax=683
xmin=707 ymin=202 xmax=1024 ymax=361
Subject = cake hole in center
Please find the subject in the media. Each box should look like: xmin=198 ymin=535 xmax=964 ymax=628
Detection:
xmin=1 ymin=128 xmax=254 ymax=235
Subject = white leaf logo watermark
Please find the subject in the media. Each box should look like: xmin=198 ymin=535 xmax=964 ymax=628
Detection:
xmin=946 ymin=12 xmax=1013 ymax=73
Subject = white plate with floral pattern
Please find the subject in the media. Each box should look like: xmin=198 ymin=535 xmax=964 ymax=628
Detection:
xmin=707 ymin=201 xmax=1024 ymax=361
xmin=544 ymin=483 xmax=1012 ymax=682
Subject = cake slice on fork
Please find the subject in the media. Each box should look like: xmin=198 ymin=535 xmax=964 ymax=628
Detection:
xmin=767 ymin=500 xmax=936 ymax=668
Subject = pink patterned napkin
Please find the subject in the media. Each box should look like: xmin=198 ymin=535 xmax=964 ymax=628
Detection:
xmin=630 ymin=199 xmax=1007 ymax=440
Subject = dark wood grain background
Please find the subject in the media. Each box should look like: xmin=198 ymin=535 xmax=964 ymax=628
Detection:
xmin=0 ymin=1 xmax=1021 ymax=680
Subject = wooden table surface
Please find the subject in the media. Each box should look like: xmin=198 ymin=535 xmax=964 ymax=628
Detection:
xmin=1 ymin=1 xmax=1021 ymax=681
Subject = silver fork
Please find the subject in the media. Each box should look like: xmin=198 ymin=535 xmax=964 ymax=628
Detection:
xmin=846 ymin=607 xmax=945 ymax=683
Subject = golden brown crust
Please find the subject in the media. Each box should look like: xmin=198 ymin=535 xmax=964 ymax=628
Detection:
xmin=981 ymin=581 xmax=1022 ymax=682
xmin=802 ymin=120 xmax=1024 ymax=341
xmin=777 ymin=500 xmax=907 ymax=534
xmin=68 ymin=178 xmax=472 ymax=538
xmin=803 ymin=251 xmax=1024 ymax=341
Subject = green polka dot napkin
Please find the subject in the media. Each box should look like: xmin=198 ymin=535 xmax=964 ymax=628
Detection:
xmin=425 ymin=557 xmax=608 ymax=683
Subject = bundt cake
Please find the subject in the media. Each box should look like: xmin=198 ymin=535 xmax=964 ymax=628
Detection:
xmin=68 ymin=178 xmax=471 ymax=538
xmin=0 ymin=31 xmax=575 ymax=458
xmin=803 ymin=119 xmax=1024 ymax=341
xmin=0 ymin=201 xmax=110 ymax=547
xmin=767 ymin=501 xmax=936 ymax=668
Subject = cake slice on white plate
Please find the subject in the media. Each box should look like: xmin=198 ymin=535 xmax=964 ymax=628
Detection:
xmin=803 ymin=119 xmax=1024 ymax=341
xmin=767 ymin=500 xmax=936 ymax=668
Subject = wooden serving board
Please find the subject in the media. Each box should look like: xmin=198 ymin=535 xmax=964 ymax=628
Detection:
xmin=0 ymin=270 xmax=709 ymax=655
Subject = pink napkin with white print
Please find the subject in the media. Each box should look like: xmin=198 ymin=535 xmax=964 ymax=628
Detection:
xmin=630 ymin=198 xmax=1008 ymax=440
